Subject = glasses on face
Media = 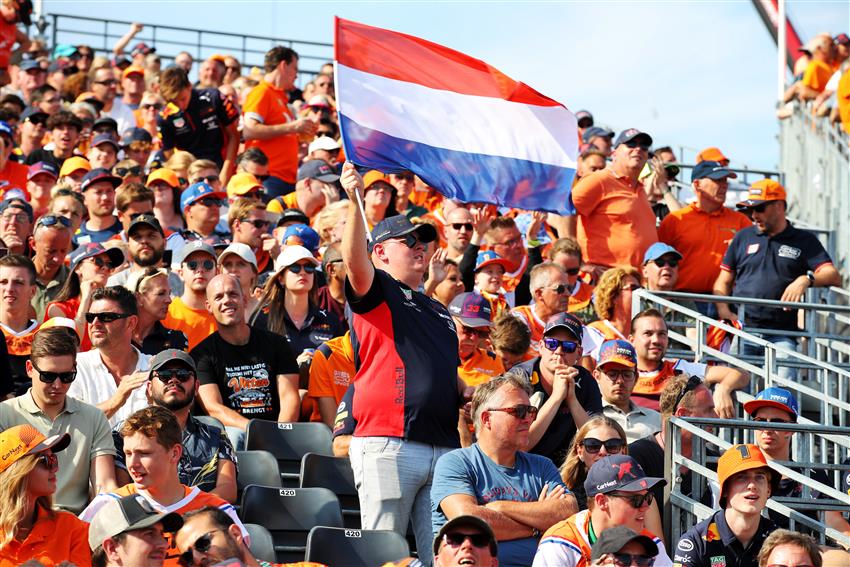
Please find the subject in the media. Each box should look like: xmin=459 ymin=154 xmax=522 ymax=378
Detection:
xmin=672 ymin=375 xmax=702 ymax=412
xmin=25 ymin=115 xmax=47 ymax=126
xmin=581 ymin=437 xmax=625 ymax=454
xmin=288 ymin=263 xmax=317 ymax=274
xmin=750 ymin=202 xmax=770 ymax=214
xmin=442 ymin=532 xmax=494 ymax=549
xmin=85 ymin=311 xmax=131 ymax=324
xmin=451 ymin=223 xmax=473 ymax=231
xmin=547 ymin=284 xmax=568 ymax=295
xmin=32 ymin=360 xmax=77 ymax=384
xmin=86 ymin=256 xmax=114 ymax=269
xmin=459 ymin=325 xmax=489 ymax=339
xmin=196 ymin=198 xmax=223 ymax=208
xmin=394 ymin=173 xmax=414 ymax=181
xmin=242 ymin=218 xmax=270 ymax=230
xmin=609 ymin=552 xmax=655 ymax=567
xmin=94 ymin=79 xmax=118 ymax=87
xmin=177 ymin=531 xmax=220 ymax=567
xmin=115 ymin=166 xmax=142 ymax=177
xmin=78 ymin=51 xmax=93 ymax=59
xmin=35 ymin=215 xmax=71 ymax=229
xmin=494 ymin=236 xmax=522 ymax=249
xmin=387 ymin=233 xmax=421 ymax=249
xmin=608 ymin=491 xmax=654 ymax=508
xmin=602 ymin=369 xmax=636 ymax=383
xmin=142 ymin=102 xmax=163 ymax=111
xmin=653 ymin=259 xmax=678 ymax=268
xmin=542 ymin=337 xmax=578 ymax=353
xmin=61 ymin=67 xmax=77 ymax=76
xmin=192 ymin=175 xmax=219 ymax=185
xmin=1 ymin=213 xmax=29 ymax=224
xmin=565 ymin=267 xmax=581 ymax=276
xmin=624 ymin=140 xmax=650 ymax=151
xmin=487 ymin=404 xmax=538 ymax=420
xmin=185 ymin=259 xmax=216 ymax=272
xmin=153 ymin=368 xmax=195 ymax=383
xmin=37 ymin=452 xmax=59 ymax=471
xmin=753 ymin=417 xmax=794 ymax=424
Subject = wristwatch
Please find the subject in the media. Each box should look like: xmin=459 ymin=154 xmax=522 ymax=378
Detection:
xmin=532 ymin=528 xmax=541 ymax=538
xmin=806 ymin=270 xmax=815 ymax=285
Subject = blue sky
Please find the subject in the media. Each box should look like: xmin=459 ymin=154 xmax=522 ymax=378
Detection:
xmin=42 ymin=1 xmax=848 ymax=171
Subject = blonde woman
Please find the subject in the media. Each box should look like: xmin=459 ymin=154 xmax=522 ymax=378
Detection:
xmin=588 ymin=266 xmax=642 ymax=342
xmin=0 ymin=425 xmax=90 ymax=566
xmin=163 ymin=150 xmax=196 ymax=190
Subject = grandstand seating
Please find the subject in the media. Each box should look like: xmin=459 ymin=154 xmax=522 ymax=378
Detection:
xmin=194 ymin=415 xmax=226 ymax=432
xmin=245 ymin=420 xmax=333 ymax=487
xmin=240 ymin=485 xmax=343 ymax=563
xmin=236 ymin=450 xmax=281 ymax=503
xmin=305 ymin=526 xmax=411 ymax=566
xmin=244 ymin=523 xmax=276 ymax=562
xmin=299 ymin=453 xmax=360 ymax=528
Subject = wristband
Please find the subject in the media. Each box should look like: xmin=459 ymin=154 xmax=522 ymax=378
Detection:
xmin=527 ymin=238 xmax=541 ymax=247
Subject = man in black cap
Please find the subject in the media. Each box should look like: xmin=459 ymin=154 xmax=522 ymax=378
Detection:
xmin=433 ymin=515 xmax=499 ymax=567
xmin=590 ymin=526 xmax=658 ymax=567
xmin=340 ymin=163 xmax=468 ymax=565
xmin=89 ymin=493 xmax=183 ymax=567
xmin=267 ymin=158 xmax=340 ymax=220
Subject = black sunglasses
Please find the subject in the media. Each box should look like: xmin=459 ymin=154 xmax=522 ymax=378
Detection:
xmin=153 ymin=368 xmax=195 ymax=383
xmin=548 ymin=284 xmax=568 ymax=294
xmin=86 ymin=256 xmax=114 ymax=269
xmin=114 ymin=165 xmax=142 ymax=177
xmin=36 ymin=215 xmax=71 ymax=229
xmin=443 ymin=532 xmax=494 ymax=549
xmin=32 ymin=360 xmax=77 ymax=384
xmin=653 ymin=259 xmax=679 ymax=268
xmin=451 ymin=223 xmax=473 ymax=231
xmin=459 ymin=325 xmax=489 ymax=339
xmin=243 ymin=219 xmax=270 ymax=229
xmin=581 ymin=437 xmax=625 ymax=454
xmin=185 ymin=259 xmax=216 ymax=271
xmin=288 ymin=263 xmax=317 ymax=274
xmin=608 ymin=491 xmax=654 ymax=508
xmin=192 ymin=175 xmax=219 ymax=185
xmin=141 ymin=103 xmax=163 ymax=111
xmin=542 ymin=337 xmax=578 ymax=353
xmin=386 ymin=233 xmax=421 ymax=249
xmin=624 ymin=140 xmax=650 ymax=150
xmin=85 ymin=311 xmax=131 ymax=324
xmin=196 ymin=198 xmax=223 ymax=208
xmin=750 ymin=202 xmax=770 ymax=213
xmin=753 ymin=417 xmax=794 ymax=424
xmin=565 ymin=267 xmax=581 ymax=276
xmin=177 ymin=531 xmax=217 ymax=567
xmin=610 ymin=552 xmax=655 ymax=567
xmin=487 ymin=404 xmax=538 ymax=420
xmin=25 ymin=114 xmax=47 ymax=126
xmin=672 ymin=375 xmax=702 ymax=412
xmin=38 ymin=451 xmax=59 ymax=471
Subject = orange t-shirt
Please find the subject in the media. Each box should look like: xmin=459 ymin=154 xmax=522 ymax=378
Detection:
xmin=658 ymin=203 xmax=752 ymax=293
xmin=632 ymin=360 xmax=679 ymax=410
xmin=163 ymin=296 xmax=217 ymax=351
xmin=838 ymin=68 xmax=850 ymax=136
xmin=0 ymin=509 xmax=91 ymax=567
xmin=802 ymin=59 xmax=834 ymax=93
xmin=307 ymin=332 xmax=355 ymax=421
xmin=0 ymin=159 xmax=28 ymax=192
xmin=587 ymin=319 xmax=626 ymax=341
xmin=243 ymin=81 xmax=299 ymax=183
xmin=511 ymin=304 xmax=545 ymax=356
xmin=571 ymin=168 xmax=658 ymax=268
xmin=266 ymin=191 xmax=299 ymax=215
xmin=458 ymin=348 xmax=505 ymax=387
xmin=568 ymin=280 xmax=594 ymax=314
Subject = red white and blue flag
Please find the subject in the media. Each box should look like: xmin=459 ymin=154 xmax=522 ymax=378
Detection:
xmin=334 ymin=18 xmax=578 ymax=215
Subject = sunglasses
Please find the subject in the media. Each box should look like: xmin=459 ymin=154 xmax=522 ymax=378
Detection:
xmin=37 ymin=452 xmax=59 ymax=471
xmin=624 ymin=140 xmax=650 ymax=150
xmin=753 ymin=417 xmax=794 ymax=424
xmin=115 ymin=166 xmax=142 ymax=177
xmin=32 ymin=360 xmax=77 ymax=384
xmin=459 ymin=325 xmax=489 ymax=339
xmin=565 ymin=267 xmax=581 ymax=276
xmin=581 ymin=437 xmax=625 ymax=454
xmin=443 ymin=532 xmax=494 ymax=549
xmin=185 ymin=259 xmax=216 ymax=271
xmin=253 ymin=173 xmax=270 ymax=182
xmin=542 ymin=337 xmax=578 ymax=353
xmin=25 ymin=115 xmax=47 ymax=126
xmin=652 ymin=259 xmax=678 ymax=268
xmin=243 ymin=219 xmax=270 ymax=229
xmin=85 ymin=311 xmax=131 ymax=324
xmin=494 ymin=236 xmax=522 ymax=248
xmin=177 ymin=531 xmax=219 ymax=567
xmin=386 ymin=233 xmax=421 ymax=249
xmin=394 ymin=173 xmax=414 ymax=181
xmin=35 ymin=215 xmax=71 ymax=229
xmin=141 ymin=103 xmax=163 ymax=111
xmin=196 ymin=198 xmax=223 ymax=208
xmin=94 ymin=79 xmax=118 ymax=87
xmin=610 ymin=552 xmax=655 ymax=567
xmin=153 ymin=368 xmax=195 ymax=383
xmin=547 ymin=284 xmax=568 ymax=294
xmin=192 ymin=175 xmax=219 ymax=185
xmin=608 ymin=491 xmax=654 ymax=508
xmin=451 ymin=223 xmax=473 ymax=231
xmin=487 ymin=404 xmax=538 ymax=420
xmin=86 ymin=256 xmax=114 ymax=269
xmin=672 ymin=375 xmax=702 ymax=412
xmin=749 ymin=202 xmax=770 ymax=213
xmin=288 ymin=263 xmax=317 ymax=274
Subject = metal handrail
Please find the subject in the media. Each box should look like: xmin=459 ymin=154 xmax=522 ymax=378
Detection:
xmin=638 ymin=289 xmax=850 ymax=314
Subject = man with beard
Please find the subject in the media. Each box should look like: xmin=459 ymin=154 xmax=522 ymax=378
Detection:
xmin=113 ymin=349 xmax=237 ymax=503
xmin=107 ymin=213 xmax=183 ymax=297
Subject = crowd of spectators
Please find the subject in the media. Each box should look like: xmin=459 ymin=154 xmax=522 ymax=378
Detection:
xmin=0 ymin=8 xmax=846 ymax=567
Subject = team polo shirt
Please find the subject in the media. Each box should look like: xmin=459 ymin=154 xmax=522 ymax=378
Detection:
xmin=158 ymin=88 xmax=239 ymax=167
xmin=571 ymin=168 xmax=658 ymax=268
xmin=458 ymin=348 xmax=505 ymax=387
xmin=674 ymin=509 xmax=776 ymax=567
xmin=512 ymin=303 xmax=601 ymax=357
xmin=658 ymin=203 xmax=752 ymax=293
xmin=720 ymin=223 xmax=832 ymax=331
xmin=633 ymin=359 xmax=706 ymax=410
xmin=307 ymin=333 xmax=355 ymax=421
xmin=345 ymin=269 xmax=461 ymax=447
xmin=243 ymin=80 xmax=299 ymax=183
xmin=0 ymin=508 xmax=91 ymax=567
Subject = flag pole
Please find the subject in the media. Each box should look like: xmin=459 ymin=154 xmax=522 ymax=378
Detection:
xmin=333 ymin=60 xmax=372 ymax=243
xmin=777 ymin=0 xmax=787 ymax=101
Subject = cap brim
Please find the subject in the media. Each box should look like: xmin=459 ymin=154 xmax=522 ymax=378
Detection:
xmin=705 ymin=170 xmax=737 ymax=180
xmin=411 ymin=223 xmax=438 ymax=244
xmin=128 ymin=220 xmax=163 ymax=235
xmin=28 ymin=431 xmax=71 ymax=456
xmin=736 ymin=199 xmax=769 ymax=209
xmin=543 ymin=323 xmax=581 ymax=340
xmin=618 ymin=476 xmax=666 ymax=492
xmin=103 ymin=247 xmax=126 ymax=268
xmin=457 ymin=317 xmax=492 ymax=329
xmin=645 ymin=250 xmax=683 ymax=264
xmin=743 ymin=399 xmax=796 ymax=419
xmin=598 ymin=357 xmax=637 ymax=369
xmin=125 ymin=510 xmax=184 ymax=537
xmin=315 ymin=173 xmax=340 ymax=183
xmin=434 ymin=515 xmax=496 ymax=555
xmin=475 ymin=258 xmax=511 ymax=272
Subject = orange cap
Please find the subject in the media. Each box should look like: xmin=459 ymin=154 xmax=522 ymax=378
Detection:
xmin=209 ymin=53 xmax=227 ymax=64
xmin=227 ymin=172 xmax=264 ymax=199
xmin=122 ymin=65 xmax=145 ymax=79
xmin=147 ymin=168 xmax=180 ymax=189
xmin=696 ymin=147 xmax=728 ymax=164
xmin=362 ymin=170 xmax=390 ymax=190
xmin=736 ymin=179 xmax=787 ymax=209
xmin=75 ymin=91 xmax=99 ymax=103
xmin=58 ymin=156 xmax=92 ymax=177
xmin=717 ymin=444 xmax=777 ymax=506
xmin=0 ymin=424 xmax=71 ymax=474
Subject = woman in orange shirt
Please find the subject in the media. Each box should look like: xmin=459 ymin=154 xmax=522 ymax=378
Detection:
xmin=0 ymin=425 xmax=91 ymax=567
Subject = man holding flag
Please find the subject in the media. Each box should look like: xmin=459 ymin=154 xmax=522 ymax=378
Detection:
xmin=340 ymin=163 xmax=466 ymax=564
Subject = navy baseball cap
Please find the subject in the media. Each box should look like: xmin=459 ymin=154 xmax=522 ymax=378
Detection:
xmin=68 ymin=242 xmax=124 ymax=271
xmin=0 ymin=121 xmax=14 ymax=141
xmin=93 ymin=116 xmax=119 ymax=132
xmin=448 ymin=292 xmax=493 ymax=328
xmin=582 ymin=126 xmax=614 ymax=144
xmin=691 ymin=160 xmax=738 ymax=183
xmin=121 ymin=127 xmax=153 ymax=147
xmin=543 ymin=312 xmax=583 ymax=341
xmin=127 ymin=213 xmax=164 ymax=237
xmin=585 ymin=455 xmax=665 ymax=497
xmin=81 ymin=168 xmax=122 ymax=192
xmin=91 ymin=133 xmax=120 ymax=151
xmin=0 ymin=198 xmax=33 ymax=221
xmin=643 ymin=242 xmax=683 ymax=264
xmin=614 ymin=128 xmax=653 ymax=148
xmin=575 ymin=110 xmax=593 ymax=128
xmin=743 ymin=387 xmax=799 ymax=421
xmin=180 ymin=182 xmax=227 ymax=211
xmin=370 ymin=215 xmax=437 ymax=248
xmin=19 ymin=59 xmax=41 ymax=72
xmin=27 ymin=161 xmax=58 ymax=181
xmin=21 ymin=106 xmax=48 ymax=124
xmin=297 ymin=159 xmax=340 ymax=183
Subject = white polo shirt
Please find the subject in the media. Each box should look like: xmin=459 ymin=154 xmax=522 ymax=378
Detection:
xmin=69 ymin=347 xmax=151 ymax=429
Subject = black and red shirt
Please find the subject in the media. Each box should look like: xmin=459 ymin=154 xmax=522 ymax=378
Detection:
xmin=345 ymin=269 xmax=461 ymax=447
xmin=158 ymin=88 xmax=239 ymax=167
